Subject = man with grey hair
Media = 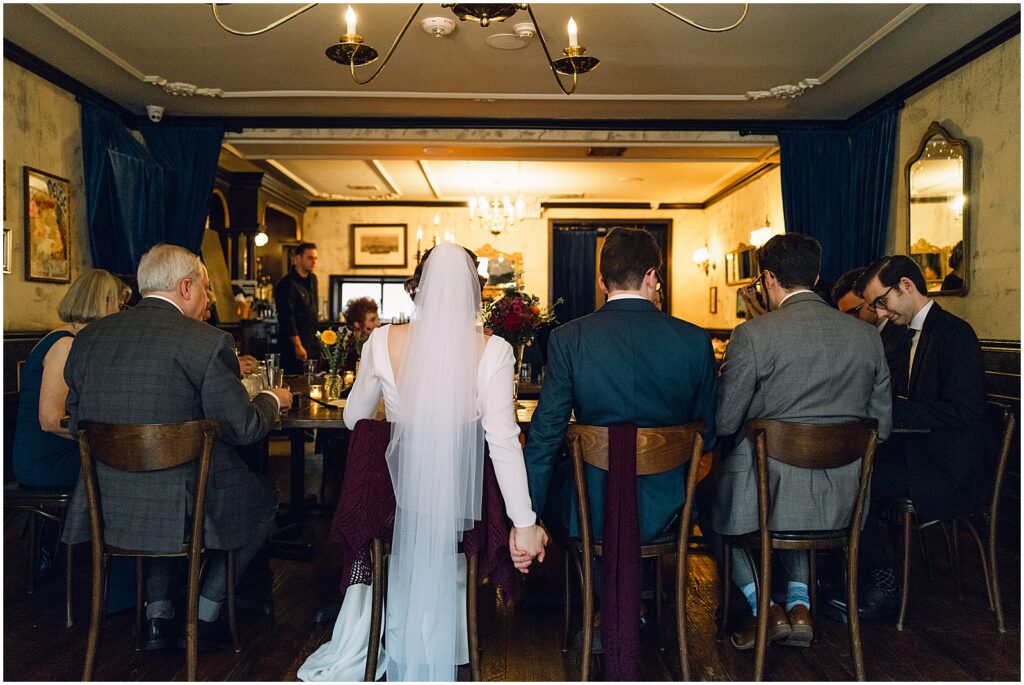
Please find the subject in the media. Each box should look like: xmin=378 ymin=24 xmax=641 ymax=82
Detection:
xmin=63 ymin=243 xmax=292 ymax=651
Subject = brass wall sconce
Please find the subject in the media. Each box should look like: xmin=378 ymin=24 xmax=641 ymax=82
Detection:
xmin=692 ymin=245 xmax=716 ymax=276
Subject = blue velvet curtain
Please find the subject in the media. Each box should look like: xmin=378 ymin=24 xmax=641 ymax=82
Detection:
xmin=141 ymin=125 xmax=224 ymax=254
xmin=81 ymin=101 xmax=224 ymax=272
xmin=778 ymin=104 xmax=899 ymax=285
xmin=552 ymin=228 xmax=597 ymax=323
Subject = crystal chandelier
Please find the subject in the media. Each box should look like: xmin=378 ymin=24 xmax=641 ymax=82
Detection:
xmin=468 ymin=195 xmax=528 ymax=236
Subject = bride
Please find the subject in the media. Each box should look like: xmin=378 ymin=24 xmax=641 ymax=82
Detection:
xmin=299 ymin=243 xmax=548 ymax=682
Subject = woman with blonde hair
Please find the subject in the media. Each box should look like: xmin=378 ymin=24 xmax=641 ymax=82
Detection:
xmin=13 ymin=268 xmax=130 ymax=488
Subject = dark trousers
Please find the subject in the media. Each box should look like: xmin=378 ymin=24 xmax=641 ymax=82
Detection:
xmin=858 ymin=440 xmax=910 ymax=572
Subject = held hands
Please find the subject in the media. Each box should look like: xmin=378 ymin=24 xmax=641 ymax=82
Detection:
xmin=509 ymin=523 xmax=549 ymax=574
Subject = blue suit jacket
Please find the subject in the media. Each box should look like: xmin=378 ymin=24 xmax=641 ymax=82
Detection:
xmin=523 ymin=298 xmax=717 ymax=540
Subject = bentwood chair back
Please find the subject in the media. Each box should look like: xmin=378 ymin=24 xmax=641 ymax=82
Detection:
xmin=890 ymin=401 xmax=1016 ymax=633
xmin=717 ymin=419 xmax=878 ymax=681
xmin=77 ymin=420 xmax=229 ymax=682
xmin=565 ymin=422 xmax=706 ymax=681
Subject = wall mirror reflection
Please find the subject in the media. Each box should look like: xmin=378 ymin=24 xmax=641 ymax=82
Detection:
xmin=907 ymin=121 xmax=969 ymax=295
xmin=725 ymin=244 xmax=758 ymax=285
xmin=475 ymin=243 xmax=523 ymax=300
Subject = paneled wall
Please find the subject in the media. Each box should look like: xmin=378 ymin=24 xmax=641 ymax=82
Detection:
xmin=894 ymin=35 xmax=1021 ymax=340
xmin=3 ymin=60 xmax=92 ymax=331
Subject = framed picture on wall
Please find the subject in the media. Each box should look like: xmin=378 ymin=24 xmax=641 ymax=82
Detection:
xmin=709 ymin=286 xmax=718 ymax=314
xmin=3 ymin=228 xmax=11 ymax=274
xmin=351 ymin=224 xmax=407 ymax=268
xmin=23 ymin=167 xmax=71 ymax=283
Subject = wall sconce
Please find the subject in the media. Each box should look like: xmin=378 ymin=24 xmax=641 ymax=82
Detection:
xmin=692 ymin=245 xmax=715 ymax=275
xmin=750 ymin=217 xmax=774 ymax=248
xmin=254 ymin=227 xmax=269 ymax=247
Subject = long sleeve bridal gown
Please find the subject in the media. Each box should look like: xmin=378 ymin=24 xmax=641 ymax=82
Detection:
xmin=297 ymin=324 xmax=536 ymax=681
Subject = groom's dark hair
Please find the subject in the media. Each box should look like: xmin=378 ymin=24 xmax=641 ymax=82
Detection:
xmin=600 ymin=227 xmax=662 ymax=291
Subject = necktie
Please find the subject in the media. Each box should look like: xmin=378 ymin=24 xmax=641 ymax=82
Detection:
xmin=893 ymin=327 xmax=915 ymax=397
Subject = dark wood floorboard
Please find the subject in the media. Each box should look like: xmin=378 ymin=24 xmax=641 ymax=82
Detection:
xmin=4 ymin=438 xmax=1020 ymax=681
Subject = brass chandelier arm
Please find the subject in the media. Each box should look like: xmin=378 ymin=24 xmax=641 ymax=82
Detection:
xmin=210 ymin=3 xmax=319 ymax=37
xmin=347 ymin=4 xmax=424 ymax=85
xmin=526 ymin=5 xmax=579 ymax=96
xmin=651 ymin=3 xmax=749 ymax=32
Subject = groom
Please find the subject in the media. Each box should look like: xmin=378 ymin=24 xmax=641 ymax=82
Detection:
xmin=524 ymin=227 xmax=718 ymax=544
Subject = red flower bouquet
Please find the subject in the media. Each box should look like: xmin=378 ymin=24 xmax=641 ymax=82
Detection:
xmin=482 ymin=284 xmax=561 ymax=349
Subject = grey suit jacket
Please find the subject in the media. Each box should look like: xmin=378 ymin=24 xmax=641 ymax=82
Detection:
xmin=711 ymin=291 xmax=892 ymax=536
xmin=62 ymin=298 xmax=280 ymax=552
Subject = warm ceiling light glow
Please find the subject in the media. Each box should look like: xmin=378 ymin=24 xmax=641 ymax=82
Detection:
xmin=692 ymin=246 xmax=710 ymax=263
xmin=750 ymin=227 xmax=774 ymax=247
xmin=254 ymin=230 xmax=269 ymax=247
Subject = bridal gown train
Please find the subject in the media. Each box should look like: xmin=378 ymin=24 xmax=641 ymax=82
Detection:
xmin=298 ymin=324 xmax=536 ymax=681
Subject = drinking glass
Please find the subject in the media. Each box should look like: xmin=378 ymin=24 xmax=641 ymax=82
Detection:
xmin=265 ymin=352 xmax=281 ymax=370
xmin=520 ymin=363 xmax=532 ymax=384
xmin=304 ymin=359 xmax=319 ymax=383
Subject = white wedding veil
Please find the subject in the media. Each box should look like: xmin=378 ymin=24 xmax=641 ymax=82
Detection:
xmin=384 ymin=243 xmax=485 ymax=681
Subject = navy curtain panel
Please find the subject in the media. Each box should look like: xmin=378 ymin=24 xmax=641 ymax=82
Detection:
xmin=778 ymin=103 xmax=899 ymax=285
xmin=81 ymin=101 xmax=224 ymax=272
xmin=141 ymin=124 xmax=224 ymax=254
xmin=551 ymin=228 xmax=597 ymax=323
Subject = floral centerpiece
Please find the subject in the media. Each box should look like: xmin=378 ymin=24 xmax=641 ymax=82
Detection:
xmin=482 ymin=283 xmax=561 ymax=403
xmin=316 ymin=326 xmax=355 ymax=400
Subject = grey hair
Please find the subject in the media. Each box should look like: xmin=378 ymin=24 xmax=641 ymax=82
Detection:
xmin=137 ymin=244 xmax=205 ymax=295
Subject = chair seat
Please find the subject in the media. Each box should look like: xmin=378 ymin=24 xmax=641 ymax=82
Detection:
xmin=569 ymin=530 xmax=680 ymax=557
xmin=4 ymin=481 xmax=74 ymax=504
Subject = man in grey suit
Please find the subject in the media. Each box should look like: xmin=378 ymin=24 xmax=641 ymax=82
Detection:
xmin=712 ymin=234 xmax=891 ymax=650
xmin=63 ymin=244 xmax=292 ymax=651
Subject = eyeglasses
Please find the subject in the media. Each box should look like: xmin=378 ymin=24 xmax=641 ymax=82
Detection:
xmin=869 ymin=285 xmax=896 ymax=312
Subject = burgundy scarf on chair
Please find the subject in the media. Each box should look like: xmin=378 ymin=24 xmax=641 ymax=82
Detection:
xmin=329 ymin=419 xmax=520 ymax=603
xmin=602 ymin=423 xmax=642 ymax=681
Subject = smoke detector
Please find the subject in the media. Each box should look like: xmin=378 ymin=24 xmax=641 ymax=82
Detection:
xmin=421 ymin=16 xmax=456 ymax=38
xmin=485 ymin=22 xmax=535 ymax=50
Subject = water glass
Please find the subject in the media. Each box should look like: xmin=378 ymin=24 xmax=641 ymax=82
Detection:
xmin=242 ymin=371 xmax=266 ymax=399
xmin=520 ymin=363 xmax=532 ymax=384
xmin=265 ymin=366 xmax=285 ymax=388
xmin=265 ymin=352 xmax=281 ymax=370
xmin=304 ymin=359 xmax=319 ymax=383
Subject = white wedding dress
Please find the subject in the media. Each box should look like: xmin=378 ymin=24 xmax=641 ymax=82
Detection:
xmin=298 ymin=245 xmax=536 ymax=682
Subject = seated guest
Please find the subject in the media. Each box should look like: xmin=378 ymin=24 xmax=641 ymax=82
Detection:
xmin=13 ymin=269 xmax=129 ymax=488
xmin=711 ymin=234 xmax=891 ymax=650
xmin=525 ymin=227 xmax=717 ymax=543
xmin=341 ymin=296 xmax=380 ymax=371
xmin=833 ymin=266 xmax=907 ymax=369
xmin=62 ymin=244 xmax=292 ymax=651
xmin=836 ymin=255 xmax=987 ymax=619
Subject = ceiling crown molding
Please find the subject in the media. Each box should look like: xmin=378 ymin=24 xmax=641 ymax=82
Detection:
xmin=745 ymin=79 xmax=821 ymax=101
xmin=143 ymin=76 xmax=224 ymax=98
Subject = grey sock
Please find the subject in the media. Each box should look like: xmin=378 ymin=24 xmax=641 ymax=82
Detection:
xmin=198 ymin=595 xmax=222 ymax=623
xmin=146 ymin=600 xmax=175 ymax=620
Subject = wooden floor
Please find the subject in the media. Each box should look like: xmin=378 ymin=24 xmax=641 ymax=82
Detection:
xmin=4 ymin=437 xmax=1021 ymax=681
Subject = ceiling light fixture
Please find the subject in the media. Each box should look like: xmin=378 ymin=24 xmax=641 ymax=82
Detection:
xmin=254 ymin=227 xmax=270 ymax=247
xmin=469 ymin=195 xmax=530 ymax=236
xmin=210 ymin=3 xmax=748 ymax=96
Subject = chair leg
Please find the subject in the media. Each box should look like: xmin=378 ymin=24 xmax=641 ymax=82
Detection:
xmin=846 ymin=544 xmax=865 ymax=681
xmin=676 ymin=548 xmax=691 ymax=681
xmin=896 ymin=512 xmax=912 ymax=631
xmin=82 ymin=550 xmax=106 ymax=681
xmin=753 ymin=545 xmax=771 ymax=682
xmin=951 ymin=520 xmax=963 ymax=601
xmin=960 ymin=520 xmax=993 ymax=609
xmin=986 ymin=513 xmax=1006 ymax=633
xmin=27 ymin=513 xmax=38 ymax=594
xmin=65 ymin=543 xmax=75 ymax=628
xmin=580 ymin=550 xmax=594 ymax=682
xmin=655 ymin=555 xmax=666 ymax=652
xmin=808 ymin=550 xmax=818 ymax=635
xmin=561 ymin=552 xmax=573 ymax=653
xmin=467 ymin=554 xmax=481 ymax=682
xmin=716 ymin=543 xmax=731 ymax=643
xmin=365 ymin=539 xmax=385 ymax=682
xmin=186 ymin=551 xmax=202 ymax=681
xmin=226 ymin=549 xmax=240 ymax=652
xmin=134 ymin=558 xmax=144 ymax=651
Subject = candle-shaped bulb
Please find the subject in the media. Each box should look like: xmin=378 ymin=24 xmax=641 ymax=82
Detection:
xmin=345 ymin=5 xmax=357 ymax=35
xmin=416 ymin=226 xmax=423 ymax=241
xmin=433 ymin=211 xmax=441 ymax=226
xmin=567 ymin=16 xmax=578 ymax=46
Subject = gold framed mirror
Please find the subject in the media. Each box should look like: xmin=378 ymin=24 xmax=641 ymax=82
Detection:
xmin=906 ymin=122 xmax=969 ymax=295
xmin=474 ymin=243 xmax=523 ymax=300
xmin=725 ymin=244 xmax=758 ymax=285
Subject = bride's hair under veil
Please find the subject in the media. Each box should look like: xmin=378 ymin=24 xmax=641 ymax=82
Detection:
xmin=385 ymin=242 xmax=486 ymax=681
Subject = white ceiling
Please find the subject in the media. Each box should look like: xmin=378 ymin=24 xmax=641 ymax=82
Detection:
xmin=4 ymin=3 xmax=1016 ymax=203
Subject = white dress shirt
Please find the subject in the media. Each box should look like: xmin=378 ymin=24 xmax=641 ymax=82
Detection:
xmin=907 ymin=299 xmax=935 ymax=378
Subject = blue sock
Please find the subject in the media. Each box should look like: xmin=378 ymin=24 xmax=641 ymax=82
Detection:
xmin=740 ymin=581 xmax=758 ymax=616
xmin=786 ymin=581 xmax=810 ymax=612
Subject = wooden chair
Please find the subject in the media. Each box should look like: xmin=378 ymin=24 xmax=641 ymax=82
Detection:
xmin=717 ymin=419 xmax=878 ymax=682
xmin=890 ymin=401 xmax=1015 ymax=633
xmin=77 ymin=420 xmax=238 ymax=682
xmin=560 ymin=422 xmax=706 ymax=681
xmin=363 ymin=541 xmax=482 ymax=681
xmin=3 ymin=390 xmax=75 ymax=627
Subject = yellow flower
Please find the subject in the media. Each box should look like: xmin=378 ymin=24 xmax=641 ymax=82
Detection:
xmin=320 ymin=329 xmax=338 ymax=346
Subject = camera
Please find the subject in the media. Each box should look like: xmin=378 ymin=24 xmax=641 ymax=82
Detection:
xmin=145 ymin=105 xmax=165 ymax=123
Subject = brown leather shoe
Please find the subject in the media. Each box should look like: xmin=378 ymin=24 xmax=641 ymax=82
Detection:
xmin=780 ymin=604 xmax=813 ymax=647
xmin=730 ymin=604 xmax=791 ymax=651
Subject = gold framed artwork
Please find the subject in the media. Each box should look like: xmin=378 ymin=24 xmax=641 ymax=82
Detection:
xmin=24 ymin=167 xmax=71 ymax=283
xmin=351 ymin=224 xmax=407 ymax=268
xmin=709 ymin=286 xmax=718 ymax=314
xmin=3 ymin=228 xmax=11 ymax=274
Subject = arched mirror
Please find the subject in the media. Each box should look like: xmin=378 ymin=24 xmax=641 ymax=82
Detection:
xmin=474 ymin=243 xmax=522 ymax=301
xmin=725 ymin=243 xmax=758 ymax=285
xmin=906 ymin=121 xmax=969 ymax=295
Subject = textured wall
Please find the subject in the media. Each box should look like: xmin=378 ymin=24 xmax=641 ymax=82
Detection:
xmin=3 ymin=60 xmax=91 ymax=331
xmin=894 ymin=36 xmax=1020 ymax=340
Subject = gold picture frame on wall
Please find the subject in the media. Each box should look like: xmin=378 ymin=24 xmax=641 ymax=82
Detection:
xmin=351 ymin=224 xmax=408 ymax=268
xmin=709 ymin=286 xmax=718 ymax=314
xmin=23 ymin=167 xmax=71 ymax=283
xmin=3 ymin=228 xmax=11 ymax=274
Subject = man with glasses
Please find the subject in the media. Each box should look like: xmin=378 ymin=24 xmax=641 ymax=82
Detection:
xmin=825 ymin=254 xmax=987 ymax=620
xmin=711 ymin=234 xmax=892 ymax=651
xmin=832 ymin=267 xmax=907 ymax=371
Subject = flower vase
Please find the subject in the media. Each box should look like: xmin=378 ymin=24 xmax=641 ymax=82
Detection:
xmin=324 ymin=372 xmax=344 ymax=401
xmin=512 ymin=343 xmax=525 ymax=409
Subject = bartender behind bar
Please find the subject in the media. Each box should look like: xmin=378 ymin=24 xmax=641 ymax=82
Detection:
xmin=274 ymin=242 xmax=321 ymax=374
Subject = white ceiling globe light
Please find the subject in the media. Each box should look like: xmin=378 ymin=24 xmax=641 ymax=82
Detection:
xmin=254 ymin=230 xmax=269 ymax=247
